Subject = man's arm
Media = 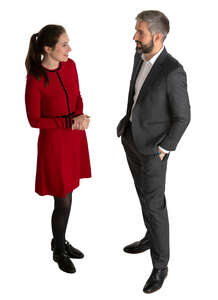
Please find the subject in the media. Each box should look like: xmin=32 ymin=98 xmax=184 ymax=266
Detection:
xmin=159 ymin=66 xmax=191 ymax=151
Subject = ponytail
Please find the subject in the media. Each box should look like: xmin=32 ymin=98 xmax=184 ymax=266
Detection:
xmin=25 ymin=25 xmax=65 ymax=86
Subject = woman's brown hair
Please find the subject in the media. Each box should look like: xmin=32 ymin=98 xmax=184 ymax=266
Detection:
xmin=25 ymin=24 xmax=66 ymax=86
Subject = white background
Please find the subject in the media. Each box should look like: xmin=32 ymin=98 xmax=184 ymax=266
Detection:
xmin=1 ymin=0 xmax=218 ymax=298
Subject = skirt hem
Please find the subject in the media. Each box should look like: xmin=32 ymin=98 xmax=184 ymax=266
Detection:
xmin=35 ymin=176 xmax=91 ymax=197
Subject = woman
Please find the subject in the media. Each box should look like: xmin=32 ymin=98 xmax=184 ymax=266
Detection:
xmin=25 ymin=25 xmax=91 ymax=274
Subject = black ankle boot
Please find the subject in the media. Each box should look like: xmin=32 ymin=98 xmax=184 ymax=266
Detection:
xmin=51 ymin=238 xmax=84 ymax=259
xmin=53 ymin=250 xmax=76 ymax=273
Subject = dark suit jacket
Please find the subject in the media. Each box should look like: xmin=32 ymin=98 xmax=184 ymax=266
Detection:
xmin=117 ymin=47 xmax=191 ymax=155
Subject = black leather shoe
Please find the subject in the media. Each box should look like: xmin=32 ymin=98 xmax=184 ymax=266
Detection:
xmin=123 ymin=238 xmax=150 ymax=254
xmin=53 ymin=251 xmax=76 ymax=273
xmin=143 ymin=267 xmax=168 ymax=293
xmin=51 ymin=239 xmax=84 ymax=259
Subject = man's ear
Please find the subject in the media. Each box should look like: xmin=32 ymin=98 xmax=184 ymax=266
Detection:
xmin=154 ymin=32 xmax=163 ymax=43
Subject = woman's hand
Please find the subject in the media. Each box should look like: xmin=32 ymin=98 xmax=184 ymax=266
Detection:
xmin=72 ymin=114 xmax=90 ymax=130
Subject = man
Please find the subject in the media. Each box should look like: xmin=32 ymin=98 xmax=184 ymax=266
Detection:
xmin=117 ymin=10 xmax=190 ymax=293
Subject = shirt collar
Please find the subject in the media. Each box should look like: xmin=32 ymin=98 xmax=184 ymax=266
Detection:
xmin=141 ymin=46 xmax=164 ymax=65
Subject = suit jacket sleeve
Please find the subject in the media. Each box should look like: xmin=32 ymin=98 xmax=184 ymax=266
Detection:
xmin=25 ymin=74 xmax=71 ymax=129
xmin=159 ymin=66 xmax=191 ymax=151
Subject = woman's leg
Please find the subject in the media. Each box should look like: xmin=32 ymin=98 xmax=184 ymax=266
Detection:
xmin=51 ymin=192 xmax=72 ymax=254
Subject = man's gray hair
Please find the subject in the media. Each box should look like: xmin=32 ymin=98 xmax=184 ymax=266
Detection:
xmin=136 ymin=10 xmax=170 ymax=42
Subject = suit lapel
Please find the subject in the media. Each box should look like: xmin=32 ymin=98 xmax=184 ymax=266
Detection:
xmin=126 ymin=55 xmax=143 ymax=115
xmin=136 ymin=48 xmax=168 ymax=104
xmin=130 ymin=57 xmax=144 ymax=93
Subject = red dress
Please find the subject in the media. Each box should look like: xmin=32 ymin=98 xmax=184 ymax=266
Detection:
xmin=25 ymin=58 xmax=91 ymax=197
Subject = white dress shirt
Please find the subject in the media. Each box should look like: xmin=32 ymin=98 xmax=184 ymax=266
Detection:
xmin=130 ymin=46 xmax=169 ymax=154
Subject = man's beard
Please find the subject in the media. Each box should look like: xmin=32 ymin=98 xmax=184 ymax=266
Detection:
xmin=135 ymin=39 xmax=154 ymax=54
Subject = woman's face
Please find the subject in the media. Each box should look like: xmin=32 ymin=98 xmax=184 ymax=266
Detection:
xmin=45 ymin=32 xmax=72 ymax=62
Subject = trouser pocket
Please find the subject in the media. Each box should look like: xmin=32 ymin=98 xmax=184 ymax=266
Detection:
xmin=162 ymin=153 xmax=169 ymax=161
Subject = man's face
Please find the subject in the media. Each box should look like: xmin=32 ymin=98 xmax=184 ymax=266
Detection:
xmin=133 ymin=21 xmax=154 ymax=54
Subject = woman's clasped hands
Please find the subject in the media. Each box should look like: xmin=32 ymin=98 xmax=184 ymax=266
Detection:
xmin=71 ymin=114 xmax=90 ymax=130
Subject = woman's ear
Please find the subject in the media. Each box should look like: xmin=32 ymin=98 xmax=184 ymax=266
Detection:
xmin=43 ymin=45 xmax=51 ymax=54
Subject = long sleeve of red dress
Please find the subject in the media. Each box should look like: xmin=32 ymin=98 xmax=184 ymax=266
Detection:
xmin=25 ymin=58 xmax=91 ymax=197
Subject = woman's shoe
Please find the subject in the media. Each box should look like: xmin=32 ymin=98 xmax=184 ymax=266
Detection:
xmin=51 ymin=239 xmax=84 ymax=259
xmin=53 ymin=250 xmax=76 ymax=273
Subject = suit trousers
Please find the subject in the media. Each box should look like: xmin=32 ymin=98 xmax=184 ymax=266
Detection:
xmin=121 ymin=121 xmax=170 ymax=268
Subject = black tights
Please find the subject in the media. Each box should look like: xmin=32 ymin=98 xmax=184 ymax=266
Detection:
xmin=51 ymin=192 xmax=72 ymax=253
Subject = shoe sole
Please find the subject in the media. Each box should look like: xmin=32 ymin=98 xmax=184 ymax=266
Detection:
xmin=123 ymin=247 xmax=150 ymax=254
xmin=59 ymin=266 xmax=76 ymax=274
